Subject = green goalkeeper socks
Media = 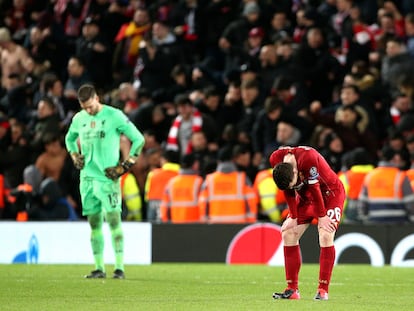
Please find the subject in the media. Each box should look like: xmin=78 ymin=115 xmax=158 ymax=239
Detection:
xmin=111 ymin=225 xmax=124 ymax=271
xmin=91 ymin=228 xmax=105 ymax=272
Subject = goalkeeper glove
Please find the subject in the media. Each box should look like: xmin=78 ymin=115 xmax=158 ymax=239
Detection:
xmin=71 ymin=152 xmax=85 ymax=170
xmin=105 ymin=157 xmax=136 ymax=180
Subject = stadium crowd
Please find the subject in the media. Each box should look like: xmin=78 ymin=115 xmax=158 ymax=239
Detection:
xmin=1 ymin=0 xmax=414 ymax=223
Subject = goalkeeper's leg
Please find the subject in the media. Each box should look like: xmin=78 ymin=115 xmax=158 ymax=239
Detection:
xmin=107 ymin=211 xmax=124 ymax=274
xmin=88 ymin=212 xmax=105 ymax=273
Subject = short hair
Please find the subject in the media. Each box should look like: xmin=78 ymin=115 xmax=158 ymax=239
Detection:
xmin=272 ymin=162 xmax=294 ymax=190
xmin=77 ymin=84 xmax=96 ymax=103
xmin=341 ymin=83 xmax=360 ymax=95
xmin=264 ymin=96 xmax=283 ymax=113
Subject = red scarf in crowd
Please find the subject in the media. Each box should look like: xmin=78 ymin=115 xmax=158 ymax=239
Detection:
xmin=166 ymin=109 xmax=202 ymax=154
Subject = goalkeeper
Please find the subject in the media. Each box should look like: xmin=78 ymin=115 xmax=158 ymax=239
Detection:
xmin=65 ymin=84 xmax=144 ymax=279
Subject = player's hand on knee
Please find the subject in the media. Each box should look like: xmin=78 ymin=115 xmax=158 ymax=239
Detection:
xmin=318 ymin=215 xmax=336 ymax=233
xmin=71 ymin=152 xmax=85 ymax=170
xmin=281 ymin=217 xmax=297 ymax=232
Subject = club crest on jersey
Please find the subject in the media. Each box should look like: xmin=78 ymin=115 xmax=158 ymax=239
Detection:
xmin=309 ymin=166 xmax=319 ymax=179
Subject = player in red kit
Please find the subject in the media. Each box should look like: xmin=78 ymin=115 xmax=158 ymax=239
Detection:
xmin=269 ymin=146 xmax=345 ymax=301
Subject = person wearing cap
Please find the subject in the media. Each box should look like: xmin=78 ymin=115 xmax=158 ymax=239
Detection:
xmin=198 ymin=145 xmax=257 ymax=223
xmin=359 ymin=145 xmax=414 ymax=224
xmin=160 ymin=154 xmax=203 ymax=223
xmin=246 ymin=27 xmax=265 ymax=58
xmin=218 ymin=2 xmax=263 ymax=74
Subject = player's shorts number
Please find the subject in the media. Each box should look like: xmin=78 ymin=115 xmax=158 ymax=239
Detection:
xmin=327 ymin=207 xmax=341 ymax=223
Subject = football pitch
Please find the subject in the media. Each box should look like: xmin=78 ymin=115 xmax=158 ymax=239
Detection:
xmin=0 ymin=264 xmax=412 ymax=311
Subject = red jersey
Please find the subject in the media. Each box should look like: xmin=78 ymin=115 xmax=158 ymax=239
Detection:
xmin=269 ymin=146 xmax=345 ymax=223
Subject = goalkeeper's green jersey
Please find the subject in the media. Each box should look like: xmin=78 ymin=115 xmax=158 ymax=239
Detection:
xmin=65 ymin=105 xmax=144 ymax=181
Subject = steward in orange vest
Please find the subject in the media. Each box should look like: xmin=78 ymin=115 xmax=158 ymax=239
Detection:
xmin=198 ymin=147 xmax=258 ymax=223
xmin=160 ymin=154 xmax=203 ymax=223
xmin=359 ymin=147 xmax=414 ymax=223
xmin=144 ymin=150 xmax=180 ymax=221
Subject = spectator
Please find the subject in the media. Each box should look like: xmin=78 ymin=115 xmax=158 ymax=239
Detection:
xmin=319 ymin=131 xmax=345 ymax=173
xmin=75 ymin=16 xmax=112 ymax=91
xmin=237 ymin=79 xmax=263 ymax=145
xmin=63 ymin=56 xmax=92 ymax=107
xmin=219 ymin=1 xmax=263 ymax=75
xmin=133 ymin=38 xmax=175 ymax=94
xmin=0 ymin=121 xmax=30 ymax=188
xmin=33 ymin=132 xmax=80 ymax=212
xmin=232 ymin=143 xmax=257 ymax=185
xmin=28 ymin=96 xmax=61 ymax=160
xmin=0 ymin=27 xmax=32 ymax=92
xmin=292 ymin=26 xmax=341 ymax=105
xmin=166 ymin=93 xmax=217 ymax=156
xmin=190 ymin=130 xmax=217 ymax=178
xmin=112 ymin=7 xmax=151 ymax=84
xmin=28 ymin=177 xmax=77 ymax=221
xmin=251 ymin=97 xmax=284 ymax=166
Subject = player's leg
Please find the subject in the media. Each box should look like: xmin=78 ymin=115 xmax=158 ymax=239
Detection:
xmin=80 ymin=178 xmax=106 ymax=278
xmin=100 ymin=179 xmax=125 ymax=279
xmin=106 ymin=211 xmax=125 ymax=279
xmin=273 ymin=222 xmax=308 ymax=300
xmin=315 ymin=189 xmax=344 ymax=300
xmin=86 ymin=212 xmax=106 ymax=277
xmin=315 ymin=228 xmax=335 ymax=300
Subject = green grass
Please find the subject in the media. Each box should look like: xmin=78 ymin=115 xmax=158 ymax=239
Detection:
xmin=0 ymin=264 xmax=412 ymax=311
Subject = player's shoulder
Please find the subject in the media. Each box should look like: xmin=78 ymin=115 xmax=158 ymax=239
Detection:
xmin=103 ymin=104 xmax=122 ymax=114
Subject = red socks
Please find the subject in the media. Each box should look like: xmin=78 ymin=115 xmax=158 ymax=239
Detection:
xmin=284 ymin=245 xmax=301 ymax=290
xmin=318 ymin=246 xmax=335 ymax=291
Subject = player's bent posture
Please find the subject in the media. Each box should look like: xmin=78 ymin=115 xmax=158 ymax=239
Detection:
xmin=65 ymin=84 xmax=144 ymax=279
xmin=269 ymin=146 xmax=345 ymax=300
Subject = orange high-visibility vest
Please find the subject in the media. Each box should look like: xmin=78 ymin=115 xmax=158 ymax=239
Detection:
xmin=198 ymin=171 xmax=258 ymax=223
xmin=145 ymin=164 xmax=180 ymax=201
xmin=360 ymin=167 xmax=410 ymax=222
xmin=160 ymin=174 xmax=203 ymax=223
xmin=339 ymin=165 xmax=374 ymax=199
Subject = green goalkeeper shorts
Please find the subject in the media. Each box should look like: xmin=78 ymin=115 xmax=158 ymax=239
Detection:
xmin=80 ymin=178 xmax=122 ymax=216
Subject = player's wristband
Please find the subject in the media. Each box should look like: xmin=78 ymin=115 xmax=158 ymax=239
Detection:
xmin=121 ymin=157 xmax=136 ymax=171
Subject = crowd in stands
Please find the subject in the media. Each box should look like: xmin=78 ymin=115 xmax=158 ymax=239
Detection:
xmin=1 ymin=0 xmax=414 ymax=223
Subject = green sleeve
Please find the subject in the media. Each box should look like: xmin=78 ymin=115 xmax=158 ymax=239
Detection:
xmin=65 ymin=115 xmax=79 ymax=154
xmin=116 ymin=111 xmax=145 ymax=157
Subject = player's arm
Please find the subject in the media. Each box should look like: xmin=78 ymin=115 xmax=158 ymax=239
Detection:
xmin=307 ymin=182 xmax=336 ymax=232
xmin=284 ymin=189 xmax=298 ymax=218
xmin=65 ymin=117 xmax=84 ymax=169
xmin=105 ymin=113 xmax=145 ymax=180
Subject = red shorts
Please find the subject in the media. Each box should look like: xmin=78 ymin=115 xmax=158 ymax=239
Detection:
xmin=295 ymin=186 xmax=346 ymax=226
